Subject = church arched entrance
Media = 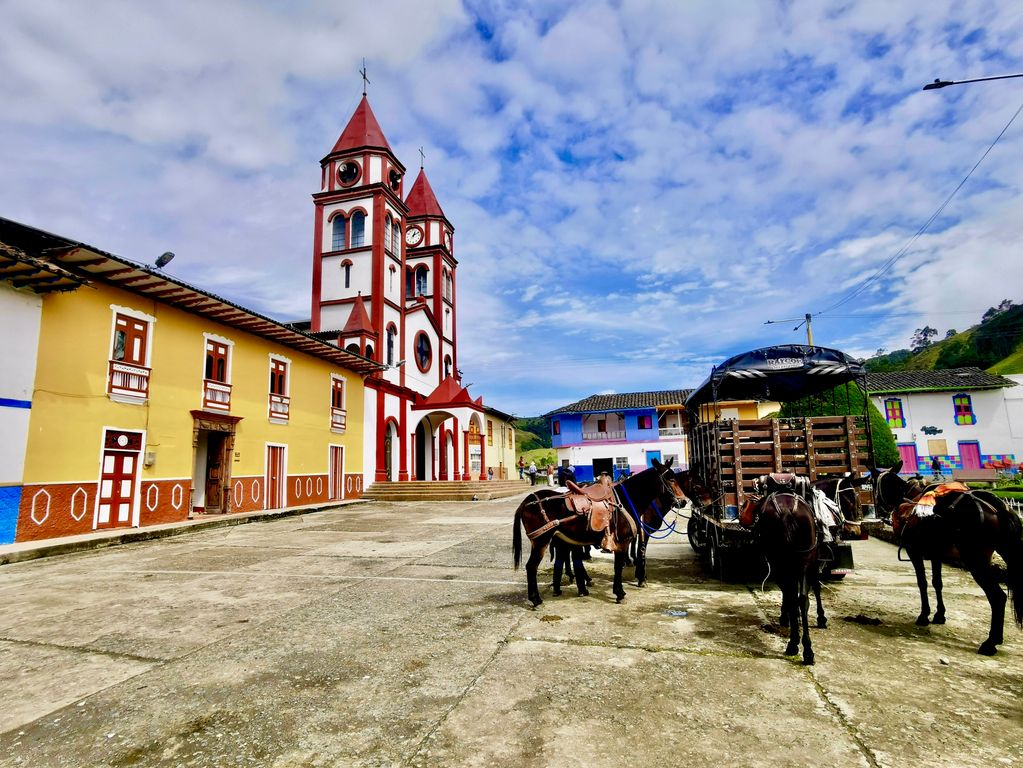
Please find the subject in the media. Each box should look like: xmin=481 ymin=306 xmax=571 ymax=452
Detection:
xmin=414 ymin=421 xmax=428 ymax=480
xmin=384 ymin=420 xmax=399 ymax=482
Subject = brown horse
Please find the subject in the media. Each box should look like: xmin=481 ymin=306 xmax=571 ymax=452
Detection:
xmin=874 ymin=460 xmax=1023 ymax=655
xmin=512 ymin=458 xmax=683 ymax=606
xmin=740 ymin=491 xmax=821 ymax=665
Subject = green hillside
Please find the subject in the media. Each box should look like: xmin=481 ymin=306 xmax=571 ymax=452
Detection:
xmin=865 ymin=302 xmax=1023 ymax=375
xmin=513 ymin=416 xmax=551 ymax=452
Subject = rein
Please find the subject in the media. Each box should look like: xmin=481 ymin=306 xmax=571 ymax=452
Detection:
xmin=619 ymin=467 xmax=686 ymax=538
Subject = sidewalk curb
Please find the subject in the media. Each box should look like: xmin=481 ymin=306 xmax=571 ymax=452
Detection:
xmin=0 ymin=499 xmax=372 ymax=567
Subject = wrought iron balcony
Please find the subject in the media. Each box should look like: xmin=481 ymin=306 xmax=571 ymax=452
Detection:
xmin=582 ymin=430 xmax=625 ymax=441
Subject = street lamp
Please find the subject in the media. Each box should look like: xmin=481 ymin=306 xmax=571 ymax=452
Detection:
xmin=923 ymin=72 xmax=1023 ymax=90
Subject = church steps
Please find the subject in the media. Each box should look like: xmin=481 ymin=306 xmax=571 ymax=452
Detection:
xmin=360 ymin=480 xmax=540 ymax=502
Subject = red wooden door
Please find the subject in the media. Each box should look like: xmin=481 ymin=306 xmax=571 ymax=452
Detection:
xmin=265 ymin=445 xmax=285 ymax=509
xmin=897 ymin=444 xmax=918 ymax=474
xmin=959 ymin=442 xmax=981 ymax=470
xmin=329 ymin=446 xmax=343 ymax=501
xmin=97 ymin=450 xmax=137 ymax=528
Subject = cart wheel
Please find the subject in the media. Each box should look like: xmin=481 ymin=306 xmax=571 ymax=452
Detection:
xmin=687 ymin=515 xmax=705 ymax=553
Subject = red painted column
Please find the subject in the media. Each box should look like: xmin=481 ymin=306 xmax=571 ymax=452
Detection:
xmin=451 ymin=418 xmax=459 ymax=483
xmin=399 ymin=396 xmax=409 ymax=482
xmin=311 ymin=204 xmax=324 ymax=332
xmin=462 ymin=431 xmax=471 ymax=481
xmin=374 ymin=387 xmax=387 ymax=482
xmin=479 ymin=435 xmax=487 ymax=481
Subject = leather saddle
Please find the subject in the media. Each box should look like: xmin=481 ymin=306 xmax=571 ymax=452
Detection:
xmin=564 ymin=475 xmax=616 ymax=533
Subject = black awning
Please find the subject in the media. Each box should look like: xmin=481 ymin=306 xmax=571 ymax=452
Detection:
xmin=685 ymin=345 xmax=865 ymax=410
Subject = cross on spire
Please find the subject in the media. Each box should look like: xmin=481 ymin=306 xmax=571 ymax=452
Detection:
xmin=418 ymin=146 xmax=425 ymax=169
xmin=359 ymin=58 xmax=370 ymax=96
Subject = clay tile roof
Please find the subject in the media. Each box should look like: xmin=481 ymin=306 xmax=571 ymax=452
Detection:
xmin=865 ymin=368 xmax=1017 ymax=393
xmin=331 ymin=95 xmax=392 ymax=154
xmin=341 ymin=294 xmax=375 ymax=335
xmin=544 ymin=389 xmax=693 ymax=417
xmin=405 ymin=169 xmax=446 ymax=219
xmin=414 ymin=376 xmax=479 ymax=410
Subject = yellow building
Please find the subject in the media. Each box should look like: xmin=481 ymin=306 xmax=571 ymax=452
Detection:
xmin=3 ymin=217 xmax=381 ymax=543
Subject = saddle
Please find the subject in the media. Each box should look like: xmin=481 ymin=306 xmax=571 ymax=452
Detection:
xmin=563 ymin=475 xmax=622 ymax=550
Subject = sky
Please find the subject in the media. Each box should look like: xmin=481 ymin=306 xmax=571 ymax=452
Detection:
xmin=3 ymin=0 xmax=1023 ymax=416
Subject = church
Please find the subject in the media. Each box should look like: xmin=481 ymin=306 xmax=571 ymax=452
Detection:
xmin=298 ymin=92 xmax=515 ymax=484
xmin=0 ymin=88 xmax=515 ymax=545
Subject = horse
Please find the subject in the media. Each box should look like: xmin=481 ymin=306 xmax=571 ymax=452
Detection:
xmin=512 ymin=458 xmax=683 ymax=607
xmin=740 ymin=489 xmax=821 ymax=665
xmin=873 ymin=460 xmax=1023 ymax=655
xmin=628 ymin=472 xmax=690 ymax=587
xmin=812 ymin=473 xmax=869 ymax=528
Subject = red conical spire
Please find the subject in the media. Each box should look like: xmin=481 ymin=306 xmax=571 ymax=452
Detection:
xmin=405 ymin=168 xmax=446 ymax=219
xmin=341 ymin=294 xmax=375 ymax=335
xmin=331 ymin=95 xmax=392 ymax=154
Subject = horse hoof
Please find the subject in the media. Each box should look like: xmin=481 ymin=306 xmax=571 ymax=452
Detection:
xmin=933 ymin=614 xmax=946 ymax=625
xmin=585 ymin=578 xmax=594 ymax=586
xmin=803 ymin=654 xmax=815 ymax=666
xmin=616 ymin=596 xmax=625 ymax=604
xmin=817 ymin=619 xmax=828 ymax=629
xmin=552 ymin=588 xmax=562 ymax=597
xmin=530 ymin=598 xmax=543 ymax=608
xmin=578 ymin=589 xmax=589 ymax=597
xmin=637 ymin=580 xmax=646 ymax=588
xmin=915 ymin=615 xmax=930 ymax=627
xmin=978 ymin=641 xmax=998 ymax=656
xmin=785 ymin=643 xmax=799 ymax=656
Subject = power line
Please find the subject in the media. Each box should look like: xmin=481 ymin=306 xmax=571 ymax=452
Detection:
xmin=815 ymin=99 xmax=1023 ymax=316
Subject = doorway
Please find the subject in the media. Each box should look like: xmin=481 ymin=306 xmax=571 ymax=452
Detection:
xmin=203 ymin=432 xmax=228 ymax=513
xmin=592 ymin=457 xmax=614 ymax=479
xmin=897 ymin=443 xmax=919 ymax=474
xmin=265 ymin=444 xmax=286 ymax=509
xmin=329 ymin=445 xmax=344 ymax=501
xmin=959 ymin=441 xmax=981 ymax=470
xmin=415 ymin=422 xmax=428 ymax=480
xmin=646 ymin=450 xmax=662 ymax=467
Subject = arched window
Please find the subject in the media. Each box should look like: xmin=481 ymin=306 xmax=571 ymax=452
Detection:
xmin=386 ymin=324 xmax=397 ymax=367
xmin=405 ymin=267 xmax=413 ymax=297
xmin=445 ymin=308 xmax=450 ymax=334
xmin=392 ymin=221 xmax=401 ymax=253
xmin=365 ymin=343 xmax=374 ymax=359
xmin=331 ymin=216 xmax=346 ymax=251
xmin=350 ymin=212 xmax=366 ymax=248
xmin=415 ymin=266 xmax=429 ymax=297
xmin=345 ymin=343 xmax=360 ymax=355
xmin=441 ymin=269 xmax=448 ymax=299
xmin=384 ymin=216 xmax=392 ymax=253
xmin=444 ymin=355 xmax=452 ymax=378
xmin=341 ymin=260 xmax=352 ymax=289
xmin=389 ymin=265 xmax=396 ymax=292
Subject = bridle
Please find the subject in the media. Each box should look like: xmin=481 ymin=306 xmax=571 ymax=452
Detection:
xmin=619 ymin=466 xmax=688 ymax=537
xmin=743 ymin=492 xmax=819 ymax=553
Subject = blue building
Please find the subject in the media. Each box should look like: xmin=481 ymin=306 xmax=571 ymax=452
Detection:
xmin=545 ymin=390 xmax=691 ymax=482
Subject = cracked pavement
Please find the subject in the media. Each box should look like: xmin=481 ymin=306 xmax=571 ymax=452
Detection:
xmin=0 ymin=497 xmax=1020 ymax=767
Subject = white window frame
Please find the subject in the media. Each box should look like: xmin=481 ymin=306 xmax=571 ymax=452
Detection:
xmin=107 ymin=305 xmax=157 ymax=405
xmin=268 ymin=353 xmax=292 ymax=425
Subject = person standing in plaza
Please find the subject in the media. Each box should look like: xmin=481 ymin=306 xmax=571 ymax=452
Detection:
xmin=528 ymin=460 xmax=537 ymax=486
xmin=518 ymin=456 xmax=525 ymax=480
xmin=931 ymin=456 xmax=944 ymax=481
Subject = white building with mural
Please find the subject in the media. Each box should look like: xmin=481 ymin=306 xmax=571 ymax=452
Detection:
xmin=866 ymin=368 xmax=1018 ymax=475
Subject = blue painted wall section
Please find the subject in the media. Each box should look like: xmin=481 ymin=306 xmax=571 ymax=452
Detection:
xmin=0 ymin=486 xmax=21 ymax=544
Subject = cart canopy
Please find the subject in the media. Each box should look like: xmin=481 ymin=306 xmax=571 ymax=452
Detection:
xmin=685 ymin=344 xmax=865 ymax=411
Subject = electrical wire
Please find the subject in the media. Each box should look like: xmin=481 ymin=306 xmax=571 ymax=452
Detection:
xmin=815 ymin=99 xmax=1023 ymax=317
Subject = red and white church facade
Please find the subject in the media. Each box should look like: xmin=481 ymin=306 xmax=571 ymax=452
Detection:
xmin=308 ymin=95 xmax=514 ymax=484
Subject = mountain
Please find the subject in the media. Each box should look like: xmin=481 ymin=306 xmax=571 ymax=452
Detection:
xmin=865 ymin=304 xmax=1023 ymax=375
xmin=513 ymin=416 xmax=551 ymax=452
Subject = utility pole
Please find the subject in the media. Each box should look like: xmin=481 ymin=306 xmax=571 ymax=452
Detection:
xmin=804 ymin=313 xmax=814 ymax=346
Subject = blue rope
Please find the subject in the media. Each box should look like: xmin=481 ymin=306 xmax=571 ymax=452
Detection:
xmin=620 ymin=483 xmax=680 ymax=539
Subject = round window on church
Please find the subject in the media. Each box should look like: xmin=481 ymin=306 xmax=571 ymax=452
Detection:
xmin=414 ymin=331 xmax=432 ymax=373
xmin=337 ymin=161 xmax=361 ymax=187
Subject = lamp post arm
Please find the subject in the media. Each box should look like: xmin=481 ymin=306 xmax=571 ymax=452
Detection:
xmin=923 ymin=72 xmax=1023 ymax=90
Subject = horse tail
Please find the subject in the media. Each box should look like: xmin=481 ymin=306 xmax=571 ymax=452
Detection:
xmin=513 ymin=503 xmax=523 ymax=571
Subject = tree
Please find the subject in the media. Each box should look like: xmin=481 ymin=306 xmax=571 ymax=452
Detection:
xmin=874 ymin=347 xmax=887 ymax=357
xmin=910 ymin=326 xmax=937 ymax=352
xmin=982 ymin=299 xmax=1016 ymax=323
xmin=944 ymin=329 xmax=957 ymax=339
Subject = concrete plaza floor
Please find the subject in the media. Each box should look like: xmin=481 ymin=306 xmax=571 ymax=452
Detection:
xmin=0 ymin=496 xmax=1020 ymax=767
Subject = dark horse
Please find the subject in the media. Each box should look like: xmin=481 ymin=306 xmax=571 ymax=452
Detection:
xmin=874 ymin=460 xmax=1023 ymax=655
xmin=512 ymin=458 xmax=684 ymax=607
xmin=740 ymin=490 xmax=821 ymax=665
